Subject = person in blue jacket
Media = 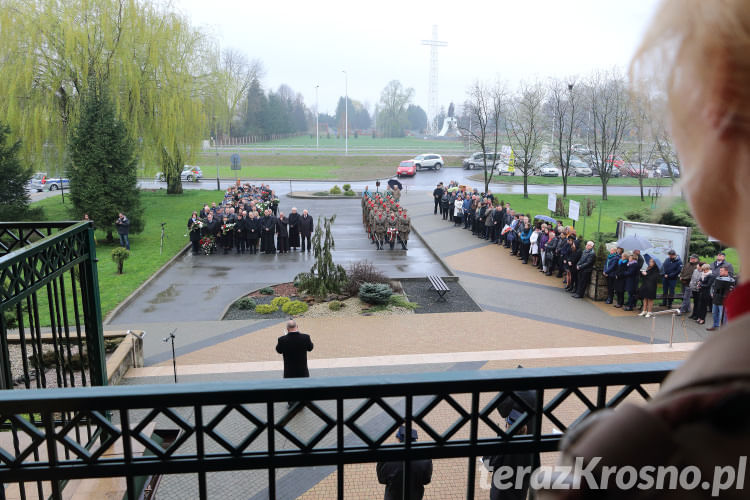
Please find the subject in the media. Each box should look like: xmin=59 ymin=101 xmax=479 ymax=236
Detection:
xmin=613 ymin=253 xmax=629 ymax=308
xmin=603 ymin=247 xmax=621 ymax=304
xmin=661 ymin=249 xmax=683 ymax=308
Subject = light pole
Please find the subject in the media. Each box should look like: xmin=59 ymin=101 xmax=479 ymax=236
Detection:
xmin=342 ymin=70 xmax=348 ymax=155
xmin=315 ymin=84 xmax=319 ymax=150
xmin=211 ymin=136 xmax=220 ymax=191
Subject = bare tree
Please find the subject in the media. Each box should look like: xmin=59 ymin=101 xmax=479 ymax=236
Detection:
xmin=459 ymin=81 xmax=505 ymax=193
xmin=586 ymin=69 xmax=631 ymax=200
xmin=650 ymin=101 xmax=680 ymax=181
xmin=623 ymin=91 xmax=658 ymax=201
xmin=505 ymin=81 xmax=546 ymax=198
xmin=549 ymin=77 xmax=583 ymax=198
xmin=217 ymin=48 xmax=263 ymax=136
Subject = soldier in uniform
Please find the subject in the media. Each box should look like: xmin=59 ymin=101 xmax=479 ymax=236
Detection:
xmin=396 ymin=210 xmax=411 ymax=250
xmin=386 ymin=211 xmax=399 ymax=250
xmin=373 ymin=210 xmax=387 ymax=250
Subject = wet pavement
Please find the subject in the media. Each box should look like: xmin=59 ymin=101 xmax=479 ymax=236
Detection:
xmin=107 ymin=196 xmax=448 ymax=325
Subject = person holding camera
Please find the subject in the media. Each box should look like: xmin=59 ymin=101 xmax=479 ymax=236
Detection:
xmin=115 ymin=212 xmax=130 ymax=250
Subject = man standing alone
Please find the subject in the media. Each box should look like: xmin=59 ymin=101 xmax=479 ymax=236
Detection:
xmin=115 ymin=212 xmax=130 ymax=250
xmin=276 ymin=320 xmax=314 ymax=407
xmin=276 ymin=320 xmax=314 ymax=379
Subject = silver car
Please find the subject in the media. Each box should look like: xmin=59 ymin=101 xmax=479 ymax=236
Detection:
xmin=155 ymin=165 xmax=203 ymax=182
xmin=570 ymin=159 xmax=593 ymax=176
xmin=412 ymin=154 xmax=443 ymax=171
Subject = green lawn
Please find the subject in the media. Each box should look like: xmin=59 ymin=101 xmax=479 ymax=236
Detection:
xmin=236 ymin=134 xmax=467 ymax=150
xmin=32 ymin=190 xmax=222 ymax=319
xmin=470 ymin=173 xmax=676 ymax=187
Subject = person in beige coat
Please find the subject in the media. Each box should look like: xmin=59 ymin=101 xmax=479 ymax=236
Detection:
xmin=535 ymin=1 xmax=750 ymax=497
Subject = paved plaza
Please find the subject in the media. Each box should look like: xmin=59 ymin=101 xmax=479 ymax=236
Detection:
xmin=109 ymin=190 xmax=706 ymax=500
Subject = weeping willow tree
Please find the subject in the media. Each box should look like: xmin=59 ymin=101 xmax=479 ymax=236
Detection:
xmin=0 ymin=0 xmax=216 ymax=194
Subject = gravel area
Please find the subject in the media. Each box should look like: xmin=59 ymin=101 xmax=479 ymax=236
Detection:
xmin=299 ymin=296 xmax=414 ymax=318
xmin=401 ymin=278 xmax=482 ymax=314
xmin=8 ymin=342 xmax=115 ymax=389
xmin=223 ymin=294 xmax=299 ymax=320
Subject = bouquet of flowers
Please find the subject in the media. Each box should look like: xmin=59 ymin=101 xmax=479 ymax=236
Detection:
xmin=221 ymin=222 xmax=236 ymax=235
xmin=188 ymin=219 xmax=204 ymax=236
xmin=199 ymin=236 xmax=216 ymax=255
xmin=255 ymin=201 xmax=269 ymax=213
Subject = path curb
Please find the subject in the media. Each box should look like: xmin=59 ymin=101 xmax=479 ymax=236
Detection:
xmin=104 ymin=243 xmax=191 ymax=325
xmin=409 ymin=222 xmax=457 ymax=280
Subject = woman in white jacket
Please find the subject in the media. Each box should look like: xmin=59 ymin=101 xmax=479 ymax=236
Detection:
xmin=453 ymin=196 xmax=463 ymax=227
xmin=529 ymin=227 xmax=540 ymax=266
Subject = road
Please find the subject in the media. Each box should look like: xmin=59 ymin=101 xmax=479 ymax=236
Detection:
xmin=29 ymin=168 xmax=662 ymax=201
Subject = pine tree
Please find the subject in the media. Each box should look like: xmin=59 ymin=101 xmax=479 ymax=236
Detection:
xmin=0 ymin=121 xmax=32 ymax=220
xmin=67 ymin=82 xmax=143 ymax=242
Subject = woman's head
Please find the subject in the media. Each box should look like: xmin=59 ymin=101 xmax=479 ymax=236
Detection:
xmin=648 ymin=258 xmax=656 ymax=268
xmin=632 ymin=0 xmax=750 ymax=245
xmin=702 ymin=263 xmax=711 ymax=272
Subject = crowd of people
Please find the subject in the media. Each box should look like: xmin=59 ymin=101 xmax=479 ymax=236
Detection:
xmin=361 ymin=188 xmax=411 ymax=250
xmin=431 ymin=182 xmax=738 ymax=328
xmin=186 ymin=181 xmax=315 ymax=255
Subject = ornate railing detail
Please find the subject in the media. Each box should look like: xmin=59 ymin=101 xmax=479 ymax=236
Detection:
xmin=0 ymin=222 xmax=77 ymax=257
xmin=0 ymin=362 xmax=676 ymax=500
xmin=0 ymin=221 xmax=106 ymax=391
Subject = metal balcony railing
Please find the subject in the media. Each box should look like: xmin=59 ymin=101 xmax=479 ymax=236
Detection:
xmin=0 ymin=362 xmax=676 ymax=500
xmin=0 ymin=221 xmax=107 ymax=391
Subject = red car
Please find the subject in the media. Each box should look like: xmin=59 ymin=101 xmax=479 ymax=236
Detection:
xmin=397 ymin=160 xmax=417 ymax=177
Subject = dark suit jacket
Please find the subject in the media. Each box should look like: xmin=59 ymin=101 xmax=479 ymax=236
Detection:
xmin=276 ymin=331 xmax=314 ymax=378
xmin=376 ymin=459 xmax=432 ymax=500
xmin=300 ymin=215 xmax=314 ymax=236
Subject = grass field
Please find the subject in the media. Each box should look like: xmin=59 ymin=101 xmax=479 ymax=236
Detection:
xmin=470 ymin=173 xmax=677 ymax=187
xmin=32 ymin=190 xmax=222 ymax=320
xmin=235 ymin=134 xmax=467 ymax=151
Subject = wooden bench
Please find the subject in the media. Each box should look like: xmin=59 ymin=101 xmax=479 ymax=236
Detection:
xmin=427 ymin=275 xmax=450 ymax=301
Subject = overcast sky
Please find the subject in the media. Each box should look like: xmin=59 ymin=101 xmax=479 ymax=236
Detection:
xmin=175 ymin=0 xmax=659 ymax=116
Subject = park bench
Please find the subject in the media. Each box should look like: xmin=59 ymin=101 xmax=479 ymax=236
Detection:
xmin=427 ymin=275 xmax=450 ymax=301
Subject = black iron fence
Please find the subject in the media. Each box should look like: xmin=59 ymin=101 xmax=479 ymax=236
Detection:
xmin=0 ymin=221 xmax=106 ymax=391
xmin=0 ymin=362 xmax=676 ymax=500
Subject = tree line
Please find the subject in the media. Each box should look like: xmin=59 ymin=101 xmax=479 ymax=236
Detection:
xmin=459 ymin=69 xmax=679 ymax=201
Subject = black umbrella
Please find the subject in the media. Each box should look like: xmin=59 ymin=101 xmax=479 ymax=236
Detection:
xmin=387 ymin=179 xmax=403 ymax=190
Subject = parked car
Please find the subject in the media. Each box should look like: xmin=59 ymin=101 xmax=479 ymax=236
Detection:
xmin=494 ymin=161 xmax=516 ymax=176
xmin=531 ymin=161 xmax=560 ymax=177
xmin=590 ymin=163 xmax=622 ymax=177
xmin=30 ymin=172 xmax=70 ymax=191
xmin=396 ymin=160 xmax=417 ymax=177
xmin=462 ymin=152 xmax=497 ymax=170
xmin=653 ymin=162 xmax=681 ymax=178
xmin=412 ymin=154 xmax=443 ymax=171
xmin=570 ymin=159 xmax=592 ymax=176
xmin=571 ymin=144 xmax=591 ymax=156
xmin=155 ymin=165 xmax=203 ymax=182
xmin=618 ymin=163 xmax=649 ymax=178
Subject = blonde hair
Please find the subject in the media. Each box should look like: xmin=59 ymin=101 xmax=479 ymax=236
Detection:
xmin=632 ymin=0 xmax=750 ymax=134
xmin=701 ymin=263 xmax=711 ymax=271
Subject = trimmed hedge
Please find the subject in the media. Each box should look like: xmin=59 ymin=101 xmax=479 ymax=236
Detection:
xmin=271 ymin=296 xmax=291 ymax=308
xmin=255 ymin=304 xmax=278 ymax=314
xmin=282 ymin=300 xmax=309 ymax=315
xmin=236 ymin=297 xmax=257 ymax=310
xmin=259 ymin=287 xmax=274 ymax=295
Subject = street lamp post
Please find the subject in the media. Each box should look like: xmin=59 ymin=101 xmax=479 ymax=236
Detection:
xmin=342 ymin=70 xmax=348 ymax=155
xmin=212 ymin=136 xmax=220 ymax=191
xmin=315 ymin=85 xmax=319 ymax=150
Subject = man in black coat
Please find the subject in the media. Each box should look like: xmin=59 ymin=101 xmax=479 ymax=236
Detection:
xmin=261 ymin=209 xmax=277 ymax=254
xmin=187 ymin=211 xmax=201 ymax=255
xmin=245 ymin=212 xmax=260 ymax=255
xmin=288 ymin=208 xmax=301 ymax=250
xmin=276 ymin=212 xmax=290 ymax=253
xmin=376 ymin=427 xmax=433 ymax=500
xmin=432 ymin=183 xmax=443 ymax=215
xmin=276 ymin=320 xmax=313 ymax=379
xmin=299 ymin=209 xmax=314 ymax=252
xmin=483 ymin=409 xmax=536 ymax=500
xmin=202 ymin=212 xmax=219 ymax=238
xmin=573 ymin=241 xmax=596 ymax=298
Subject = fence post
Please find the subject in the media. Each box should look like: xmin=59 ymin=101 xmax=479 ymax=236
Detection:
xmin=80 ymin=223 xmax=107 ymax=386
